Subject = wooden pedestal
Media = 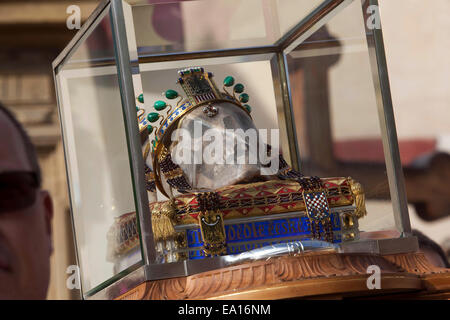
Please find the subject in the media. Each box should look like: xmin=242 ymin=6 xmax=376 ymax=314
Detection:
xmin=115 ymin=251 xmax=450 ymax=300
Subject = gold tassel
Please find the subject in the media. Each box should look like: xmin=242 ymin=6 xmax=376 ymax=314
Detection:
xmin=348 ymin=177 xmax=367 ymax=219
xmin=151 ymin=200 xmax=176 ymax=242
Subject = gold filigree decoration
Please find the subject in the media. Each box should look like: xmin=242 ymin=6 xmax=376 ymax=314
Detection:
xmin=348 ymin=177 xmax=367 ymax=219
xmin=151 ymin=200 xmax=176 ymax=242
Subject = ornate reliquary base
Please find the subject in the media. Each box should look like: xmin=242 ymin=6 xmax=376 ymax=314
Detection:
xmin=114 ymin=251 xmax=450 ymax=300
xmin=107 ymin=177 xmax=366 ymax=264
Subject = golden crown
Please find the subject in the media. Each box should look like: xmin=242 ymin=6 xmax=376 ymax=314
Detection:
xmin=136 ymin=67 xmax=252 ymax=154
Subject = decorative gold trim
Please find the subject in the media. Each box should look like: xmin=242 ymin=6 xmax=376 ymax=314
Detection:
xmin=157 ymin=144 xmax=170 ymax=162
xmin=143 ymin=141 xmax=150 ymax=161
xmin=145 ymin=171 xmax=155 ymax=182
xmin=199 ymin=211 xmax=226 ymax=256
xmin=348 ymin=177 xmax=367 ymax=218
xmin=153 ymin=148 xmax=169 ymax=198
xmin=164 ymin=167 xmax=185 ymax=180
xmin=160 ymin=178 xmax=356 ymax=225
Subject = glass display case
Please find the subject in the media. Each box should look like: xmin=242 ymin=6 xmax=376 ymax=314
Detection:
xmin=53 ymin=0 xmax=418 ymax=299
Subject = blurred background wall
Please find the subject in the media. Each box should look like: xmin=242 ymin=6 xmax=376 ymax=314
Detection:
xmin=379 ymin=0 xmax=450 ymax=250
xmin=0 ymin=0 xmax=448 ymax=299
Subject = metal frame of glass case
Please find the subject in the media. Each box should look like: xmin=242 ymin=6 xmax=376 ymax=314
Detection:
xmin=53 ymin=0 xmax=418 ymax=299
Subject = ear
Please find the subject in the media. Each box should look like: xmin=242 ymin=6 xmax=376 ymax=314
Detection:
xmin=40 ymin=190 xmax=54 ymax=253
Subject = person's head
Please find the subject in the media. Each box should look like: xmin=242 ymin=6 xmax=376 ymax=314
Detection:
xmin=0 ymin=102 xmax=53 ymax=299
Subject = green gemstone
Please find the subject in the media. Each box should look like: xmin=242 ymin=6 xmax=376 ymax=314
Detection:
xmin=154 ymin=100 xmax=167 ymax=111
xmin=147 ymin=112 xmax=160 ymax=123
xmin=137 ymin=94 xmax=144 ymax=103
xmin=223 ymin=76 xmax=235 ymax=87
xmin=239 ymin=93 xmax=249 ymax=103
xmin=243 ymin=104 xmax=252 ymax=113
xmin=165 ymin=89 xmax=178 ymax=99
xmin=147 ymin=125 xmax=154 ymax=134
xmin=233 ymin=83 xmax=244 ymax=93
xmin=136 ymin=106 xmax=140 ymax=111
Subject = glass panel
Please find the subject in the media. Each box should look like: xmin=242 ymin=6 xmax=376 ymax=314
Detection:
xmin=128 ymin=0 xmax=324 ymax=56
xmin=287 ymin=0 xmax=398 ymax=240
xmin=59 ymin=11 xmax=115 ymax=70
xmin=51 ymin=0 xmax=412 ymax=295
xmin=54 ymin=8 xmax=142 ymax=294
xmin=276 ymin=0 xmax=329 ymax=36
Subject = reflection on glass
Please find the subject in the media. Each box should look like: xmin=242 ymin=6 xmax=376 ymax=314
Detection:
xmin=287 ymin=0 xmax=397 ymax=236
xmin=131 ymin=0 xmax=324 ymax=56
xmin=55 ymin=10 xmax=141 ymax=293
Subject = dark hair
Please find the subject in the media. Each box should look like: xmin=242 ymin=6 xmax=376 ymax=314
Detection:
xmin=0 ymin=102 xmax=42 ymax=187
xmin=413 ymin=229 xmax=450 ymax=268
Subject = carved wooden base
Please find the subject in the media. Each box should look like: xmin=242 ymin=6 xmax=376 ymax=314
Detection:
xmin=116 ymin=251 xmax=450 ymax=300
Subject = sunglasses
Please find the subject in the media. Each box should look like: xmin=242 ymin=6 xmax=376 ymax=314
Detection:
xmin=0 ymin=171 xmax=39 ymax=213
